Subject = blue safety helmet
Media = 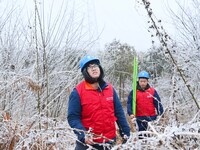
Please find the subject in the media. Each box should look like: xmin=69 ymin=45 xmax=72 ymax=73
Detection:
xmin=138 ymin=71 xmax=150 ymax=79
xmin=80 ymin=55 xmax=100 ymax=72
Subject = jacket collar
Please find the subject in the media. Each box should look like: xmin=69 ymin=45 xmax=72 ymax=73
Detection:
xmin=84 ymin=80 xmax=108 ymax=91
xmin=137 ymin=81 xmax=150 ymax=92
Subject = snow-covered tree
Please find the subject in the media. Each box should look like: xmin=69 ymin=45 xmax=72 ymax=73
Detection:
xmin=100 ymin=39 xmax=136 ymax=100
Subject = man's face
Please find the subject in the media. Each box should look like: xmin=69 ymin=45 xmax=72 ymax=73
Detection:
xmin=87 ymin=63 xmax=100 ymax=79
xmin=138 ymin=78 xmax=148 ymax=89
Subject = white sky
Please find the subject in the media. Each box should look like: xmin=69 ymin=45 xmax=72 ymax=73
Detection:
xmin=94 ymin=0 xmax=178 ymax=52
xmin=0 ymin=0 xmax=178 ymax=52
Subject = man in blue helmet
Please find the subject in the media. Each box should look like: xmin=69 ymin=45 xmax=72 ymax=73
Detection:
xmin=127 ymin=71 xmax=164 ymax=133
xmin=67 ymin=55 xmax=130 ymax=150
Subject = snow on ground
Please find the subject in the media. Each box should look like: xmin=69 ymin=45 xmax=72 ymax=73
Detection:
xmin=0 ymin=111 xmax=199 ymax=149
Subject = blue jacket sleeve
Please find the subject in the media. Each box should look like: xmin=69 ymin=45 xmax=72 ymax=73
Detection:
xmin=127 ymin=90 xmax=133 ymax=116
xmin=67 ymin=89 xmax=86 ymax=142
xmin=153 ymin=90 xmax=164 ymax=115
xmin=113 ymin=88 xmax=130 ymax=137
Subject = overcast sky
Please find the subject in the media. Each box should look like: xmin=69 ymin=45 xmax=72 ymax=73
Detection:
xmin=0 ymin=0 xmax=178 ymax=52
xmin=94 ymin=0 xmax=178 ymax=52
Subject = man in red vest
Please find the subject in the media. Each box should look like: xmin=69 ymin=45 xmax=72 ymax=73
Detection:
xmin=68 ymin=55 xmax=130 ymax=150
xmin=127 ymin=71 xmax=164 ymax=132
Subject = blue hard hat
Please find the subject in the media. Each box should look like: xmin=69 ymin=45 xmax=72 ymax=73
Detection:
xmin=138 ymin=71 xmax=150 ymax=79
xmin=80 ymin=55 xmax=100 ymax=71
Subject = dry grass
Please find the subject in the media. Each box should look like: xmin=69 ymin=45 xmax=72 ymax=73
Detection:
xmin=0 ymin=111 xmax=199 ymax=150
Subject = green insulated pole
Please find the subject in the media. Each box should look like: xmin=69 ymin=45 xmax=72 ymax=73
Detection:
xmin=132 ymin=56 xmax=138 ymax=115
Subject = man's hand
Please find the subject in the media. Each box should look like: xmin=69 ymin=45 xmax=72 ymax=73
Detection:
xmin=85 ymin=127 xmax=94 ymax=145
xmin=85 ymin=136 xmax=94 ymax=145
xmin=122 ymin=135 xmax=129 ymax=144
xmin=85 ymin=137 xmax=94 ymax=145
xmin=130 ymin=114 xmax=135 ymax=119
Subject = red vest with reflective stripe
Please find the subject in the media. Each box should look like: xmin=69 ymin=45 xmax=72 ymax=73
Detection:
xmin=136 ymin=87 xmax=156 ymax=117
xmin=76 ymin=81 xmax=117 ymax=143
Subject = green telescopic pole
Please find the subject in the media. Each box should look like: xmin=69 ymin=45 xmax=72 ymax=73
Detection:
xmin=132 ymin=56 xmax=138 ymax=115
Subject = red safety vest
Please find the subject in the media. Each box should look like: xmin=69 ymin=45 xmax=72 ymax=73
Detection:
xmin=76 ymin=81 xmax=117 ymax=143
xmin=136 ymin=87 xmax=156 ymax=117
